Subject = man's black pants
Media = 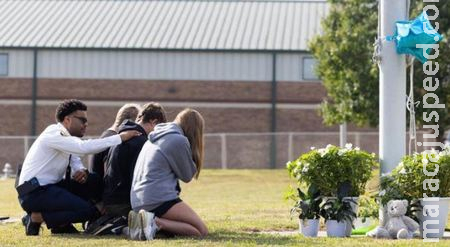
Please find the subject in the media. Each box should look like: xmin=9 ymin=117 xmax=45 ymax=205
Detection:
xmin=18 ymin=174 xmax=102 ymax=229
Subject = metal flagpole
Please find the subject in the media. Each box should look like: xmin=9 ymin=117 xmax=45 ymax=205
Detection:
xmin=379 ymin=0 xmax=408 ymax=174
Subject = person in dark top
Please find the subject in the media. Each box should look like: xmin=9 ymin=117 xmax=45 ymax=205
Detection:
xmin=90 ymin=103 xmax=140 ymax=178
xmin=102 ymin=102 xmax=167 ymax=218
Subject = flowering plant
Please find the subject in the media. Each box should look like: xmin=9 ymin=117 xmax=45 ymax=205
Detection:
xmin=287 ymin=144 xmax=378 ymax=196
xmin=390 ymin=147 xmax=450 ymax=199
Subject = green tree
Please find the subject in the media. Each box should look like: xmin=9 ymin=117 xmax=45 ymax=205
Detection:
xmin=310 ymin=0 xmax=449 ymax=137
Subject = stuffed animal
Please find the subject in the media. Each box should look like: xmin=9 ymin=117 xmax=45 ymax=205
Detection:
xmin=367 ymin=200 xmax=419 ymax=239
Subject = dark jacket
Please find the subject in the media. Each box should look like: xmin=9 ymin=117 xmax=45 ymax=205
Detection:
xmin=90 ymin=129 xmax=117 ymax=178
xmin=102 ymin=120 xmax=147 ymax=206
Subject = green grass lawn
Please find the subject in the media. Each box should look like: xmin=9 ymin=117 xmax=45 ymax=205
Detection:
xmin=1 ymin=169 xmax=449 ymax=246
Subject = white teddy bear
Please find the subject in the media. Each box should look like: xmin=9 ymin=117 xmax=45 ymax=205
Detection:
xmin=367 ymin=200 xmax=419 ymax=239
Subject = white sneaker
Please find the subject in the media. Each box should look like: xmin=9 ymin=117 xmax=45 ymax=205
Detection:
xmin=139 ymin=209 xmax=158 ymax=240
xmin=122 ymin=226 xmax=129 ymax=237
xmin=128 ymin=210 xmax=144 ymax=241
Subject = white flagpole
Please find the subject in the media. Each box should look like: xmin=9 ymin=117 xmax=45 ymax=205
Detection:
xmin=379 ymin=0 xmax=408 ymax=174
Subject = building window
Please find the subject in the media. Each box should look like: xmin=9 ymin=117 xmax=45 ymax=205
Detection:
xmin=0 ymin=54 xmax=8 ymax=76
xmin=302 ymin=57 xmax=319 ymax=81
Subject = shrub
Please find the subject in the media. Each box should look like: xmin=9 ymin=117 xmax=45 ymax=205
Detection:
xmin=390 ymin=147 xmax=450 ymax=199
xmin=287 ymin=144 xmax=378 ymax=196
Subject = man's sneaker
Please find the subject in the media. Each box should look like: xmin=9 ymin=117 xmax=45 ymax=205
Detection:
xmin=21 ymin=214 xmax=29 ymax=226
xmin=25 ymin=215 xmax=41 ymax=236
xmin=128 ymin=210 xmax=144 ymax=240
xmin=139 ymin=209 xmax=158 ymax=240
xmin=51 ymin=224 xmax=80 ymax=234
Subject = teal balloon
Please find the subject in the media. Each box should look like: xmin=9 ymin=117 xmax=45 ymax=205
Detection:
xmin=394 ymin=12 xmax=443 ymax=63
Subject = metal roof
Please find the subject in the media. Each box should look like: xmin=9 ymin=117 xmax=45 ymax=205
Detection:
xmin=0 ymin=0 xmax=329 ymax=51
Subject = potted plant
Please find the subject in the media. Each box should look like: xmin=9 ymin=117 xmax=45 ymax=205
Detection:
xmin=287 ymin=184 xmax=322 ymax=237
xmin=287 ymin=143 xmax=377 ymax=236
xmin=390 ymin=148 xmax=450 ymax=238
xmin=320 ymin=182 xmax=357 ymax=237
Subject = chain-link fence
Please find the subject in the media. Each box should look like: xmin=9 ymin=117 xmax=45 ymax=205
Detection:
xmin=0 ymin=132 xmax=429 ymax=172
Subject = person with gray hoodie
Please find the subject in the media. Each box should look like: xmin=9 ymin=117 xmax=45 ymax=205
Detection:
xmin=129 ymin=108 xmax=208 ymax=240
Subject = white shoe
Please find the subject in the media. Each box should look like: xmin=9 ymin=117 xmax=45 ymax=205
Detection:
xmin=122 ymin=226 xmax=129 ymax=237
xmin=128 ymin=210 xmax=144 ymax=240
xmin=139 ymin=209 xmax=158 ymax=240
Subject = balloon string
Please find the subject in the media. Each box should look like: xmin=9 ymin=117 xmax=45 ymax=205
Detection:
xmin=406 ymin=56 xmax=418 ymax=155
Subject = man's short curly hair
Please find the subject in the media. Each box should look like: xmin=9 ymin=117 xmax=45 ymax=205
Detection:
xmin=55 ymin=99 xmax=87 ymax=122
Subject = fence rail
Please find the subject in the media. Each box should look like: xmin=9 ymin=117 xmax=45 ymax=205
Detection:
xmin=0 ymin=132 xmax=428 ymax=171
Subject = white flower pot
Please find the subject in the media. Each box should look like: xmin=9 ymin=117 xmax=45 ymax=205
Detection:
xmin=325 ymin=196 xmax=359 ymax=237
xmin=345 ymin=197 xmax=359 ymax=237
xmin=326 ymin=220 xmax=348 ymax=237
xmin=299 ymin=219 xmax=320 ymax=237
xmin=419 ymin=197 xmax=450 ymax=239
xmin=353 ymin=217 xmax=372 ymax=229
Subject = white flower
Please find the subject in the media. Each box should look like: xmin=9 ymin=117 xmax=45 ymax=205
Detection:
xmin=345 ymin=143 xmax=353 ymax=149
xmin=302 ymin=166 xmax=309 ymax=173
xmin=338 ymin=149 xmax=346 ymax=156
xmin=371 ymin=152 xmax=376 ymax=157
xmin=379 ymin=190 xmax=386 ymax=196
xmin=310 ymin=146 xmax=316 ymax=150
xmin=399 ymin=168 xmax=407 ymax=174
xmin=326 ymin=144 xmax=333 ymax=149
xmin=318 ymin=148 xmax=326 ymax=157
xmin=355 ymin=147 xmax=360 ymax=151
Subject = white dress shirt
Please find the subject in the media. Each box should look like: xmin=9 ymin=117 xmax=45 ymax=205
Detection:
xmin=19 ymin=123 xmax=122 ymax=186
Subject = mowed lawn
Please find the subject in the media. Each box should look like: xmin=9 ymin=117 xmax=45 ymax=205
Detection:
xmin=1 ymin=169 xmax=450 ymax=246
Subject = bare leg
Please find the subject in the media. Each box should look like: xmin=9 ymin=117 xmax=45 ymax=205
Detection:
xmin=156 ymin=202 xmax=208 ymax=237
xmin=155 ymin=218 xmax=201 ymax=236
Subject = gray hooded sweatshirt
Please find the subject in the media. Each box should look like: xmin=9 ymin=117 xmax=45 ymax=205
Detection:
xmin=130 ymin=122 xmax=197 ymax=211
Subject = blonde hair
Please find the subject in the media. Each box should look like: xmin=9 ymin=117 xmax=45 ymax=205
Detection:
xmin=174 ymin=108 xmax=204 ymax=179
xmin=113 ymin=103 xmax=141 ymax=130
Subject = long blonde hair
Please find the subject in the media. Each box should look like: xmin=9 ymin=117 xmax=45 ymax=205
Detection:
xmin=113 ymin=103 xmax=141 ymax=130
xmin=174 ymin=108 xmax=204 ymax=179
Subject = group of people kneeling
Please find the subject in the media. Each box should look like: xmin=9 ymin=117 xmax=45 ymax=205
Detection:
xmin=16 ymin=99 xmax=208 ymax=240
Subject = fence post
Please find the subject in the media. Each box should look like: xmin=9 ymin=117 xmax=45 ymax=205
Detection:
xmin=288 ymin=132 xmax=293 ymax=162
xmin=220 ymin=134 xmax=227 ymax=169
xmin=24 ymin=137 xmax=29 ymax=159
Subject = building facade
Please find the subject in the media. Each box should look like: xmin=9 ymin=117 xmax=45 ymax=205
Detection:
xmin=0 ymin=0 xmax=383 ymax=169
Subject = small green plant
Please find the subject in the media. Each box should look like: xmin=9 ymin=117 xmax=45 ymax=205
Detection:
xmin=287 ymin=144 xmax=378 ymax=196
xmin=357 ymin=196 xmax=379 ymax=223
xmin=320 ymin=181 xmax=357 ymax=224
xmin=286 ymin=184 xmax=323 ymax=221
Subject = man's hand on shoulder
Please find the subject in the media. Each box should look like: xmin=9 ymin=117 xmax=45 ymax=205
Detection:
xmin=119 ymin=130 xmax=142 ymax=142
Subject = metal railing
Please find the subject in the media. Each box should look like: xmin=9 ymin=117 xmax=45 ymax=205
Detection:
xmin=0 ymin=131 xmax=428 ymax=171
